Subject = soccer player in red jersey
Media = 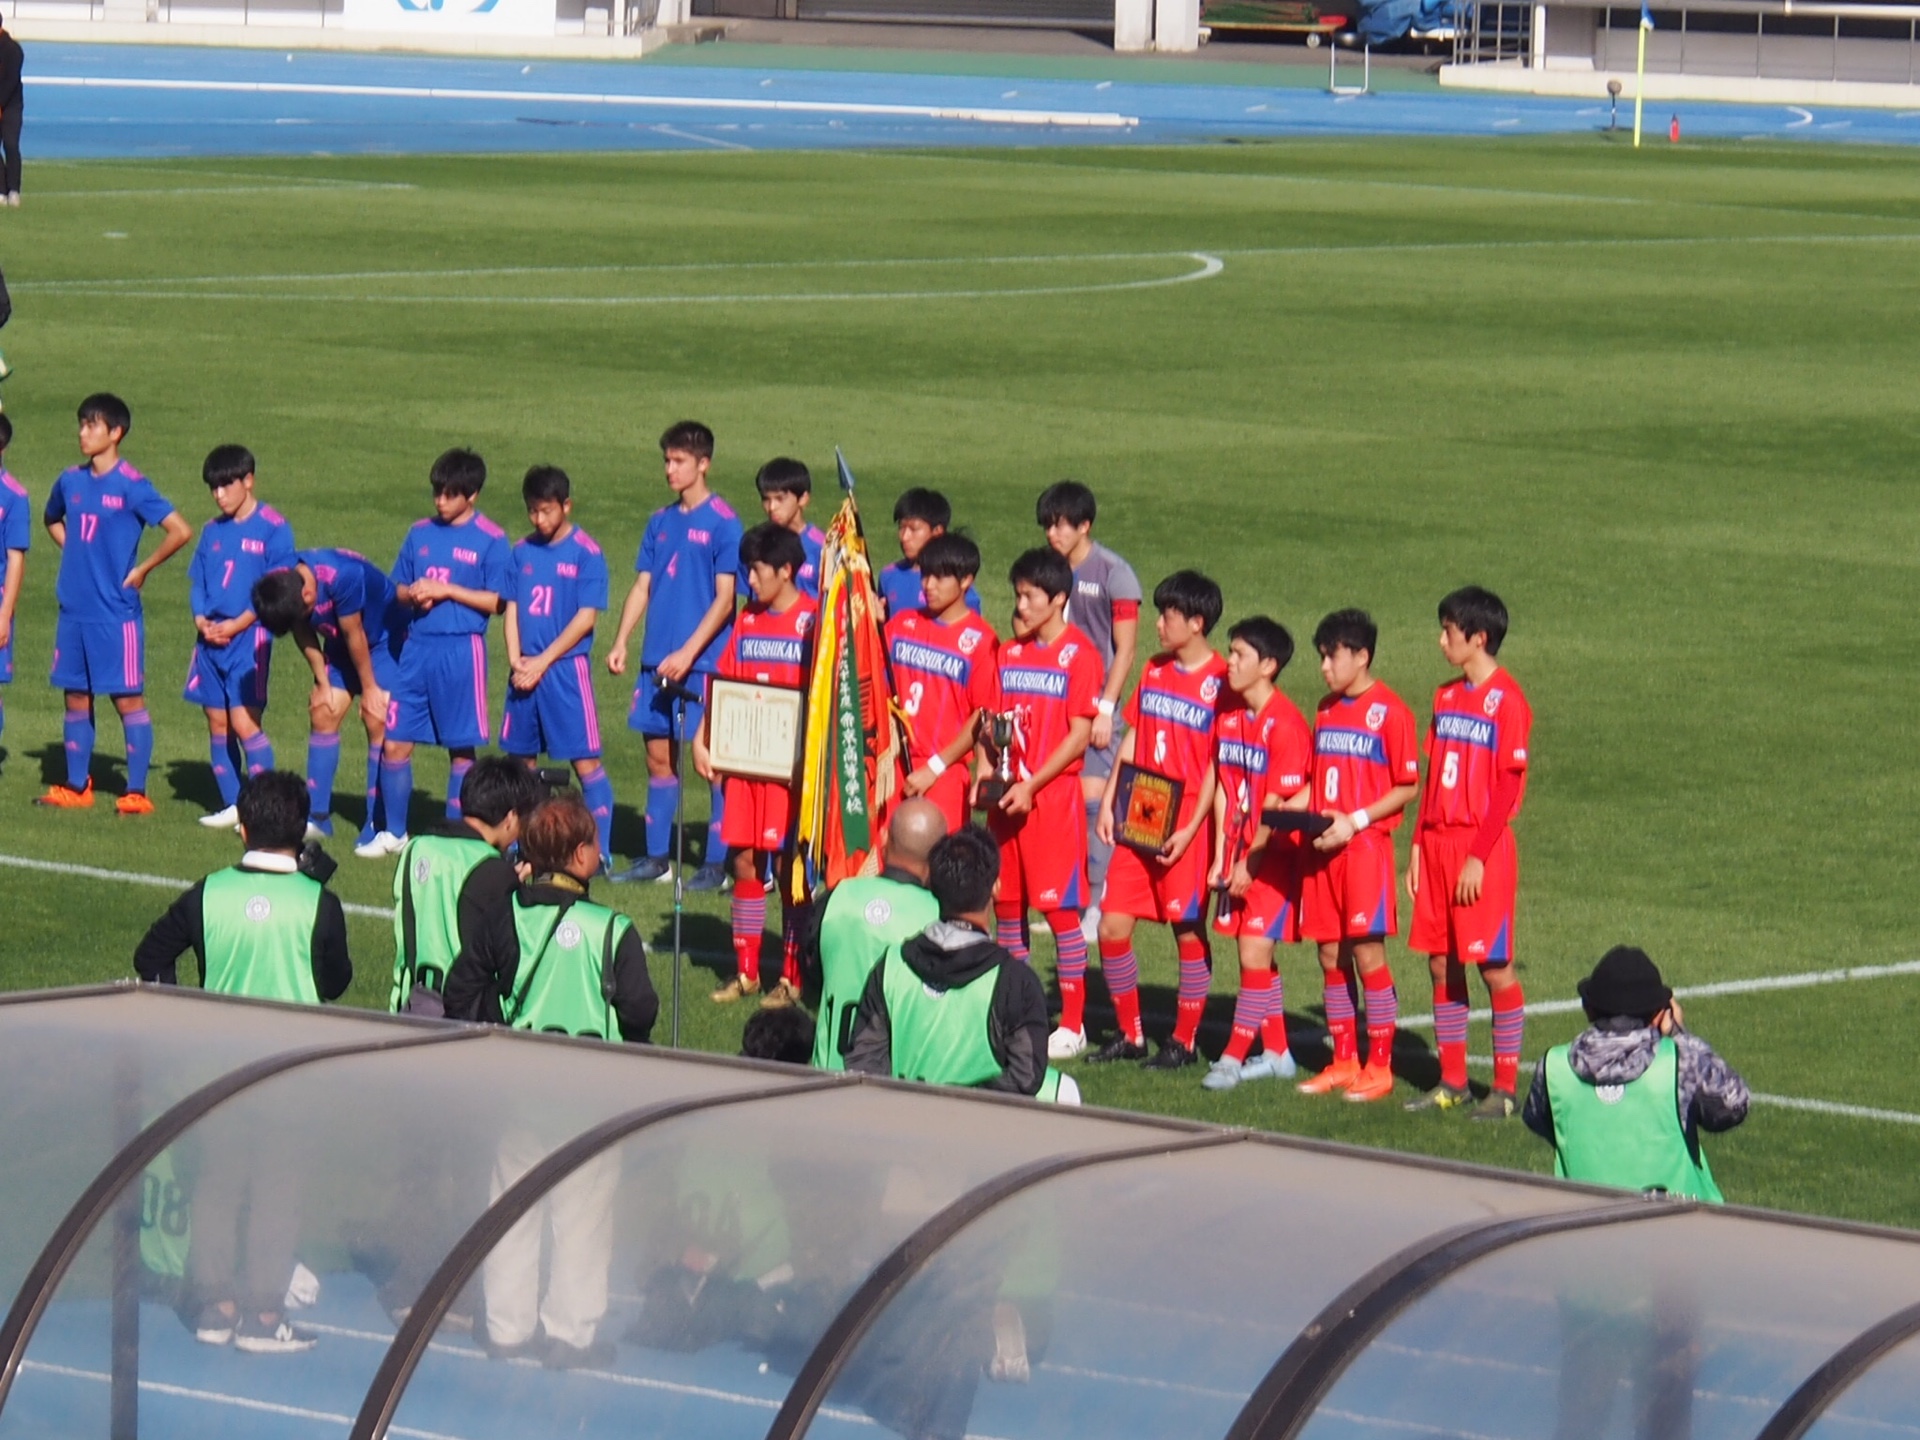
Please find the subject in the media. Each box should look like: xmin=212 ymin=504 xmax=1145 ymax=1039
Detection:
xmin=1090 ymin=571 xmax=1226 ymax=1069
xmin=694 ymin=524 xmax=818 ymax=1008
xmin=1406 ymin=586 xmax=1533 ymax=1120
xmin=984 ymin=548 xmax=1103 ymax=1061
xmin=1204 ymin=617 xmax=1313 ymax=1092
xmin=1297 ymin=609 xmax=1420 ymax=1104
xmin=886 ymin=533 xmax=999 ymax=834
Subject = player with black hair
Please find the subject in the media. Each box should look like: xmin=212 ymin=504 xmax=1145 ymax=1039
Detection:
xmin=878 ymin=486 xmax=982 ymax=619
xmin=1091 ymin=570 xmax=1227 ymax=1068
xmin=751 ymin=457 xmax=825 ymax=597
xmin=844 ymin=826 xmax=1051 ymax=1094
xmin=1406 ymin=585 xmax=1534 ymax=1119
xmin=1296 ymin=609 xmax=1421 ymax=1104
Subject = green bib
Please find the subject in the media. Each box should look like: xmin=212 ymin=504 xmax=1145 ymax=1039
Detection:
xmin=878 ymin=947 xmax=1002 ymax=1088
xmin=1546 ymin=1038 xmax=1723 ymax=1203
xmin=813 ymin=877 xmax=939 ymax=1071
xmin=392 ymin=834 xmax=498 ymax=1010
xmin=200 ymin=868 xmax=323 ymax=1004
xmin=139 ymin=1150 xmax=191 ymax=1281
xmin=505 ymin=894 xmax=629 ymax=1041
xmin=1037 ymin=1068 xmax=1064 ymax=1104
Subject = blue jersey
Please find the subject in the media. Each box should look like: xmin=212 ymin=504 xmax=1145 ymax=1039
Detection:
xmin=190 ymin=503 xmax=295 ymax=622
xmin=42 ymin=461 xmax=177 ymax=623
xmin=878 ymin=558 xmax=983 ymax=618
xmin=392 ymin=512 xmax=513 ymax=639
xmin=0 ymin=471 xmax=29 ymax=561
xmin=740 ymin=523 xmax=826 ymax=599
xmin=513 ymin=524 xmax=609 ymax=661
xmin=637 ymin=493 xmax=743 ymax=676
xmin=303 ymin=547 xmax=406 ymax=658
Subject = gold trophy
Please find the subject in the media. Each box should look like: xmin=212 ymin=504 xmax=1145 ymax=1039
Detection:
xmin=976 ymin=711 xmax=1017 ymax=811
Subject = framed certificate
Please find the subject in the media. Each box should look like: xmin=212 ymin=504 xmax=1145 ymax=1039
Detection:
xmin=1113 ymin=763 xmax=1184 ymax=855
xmin=706 ymin=679 xmax=805 ymax=781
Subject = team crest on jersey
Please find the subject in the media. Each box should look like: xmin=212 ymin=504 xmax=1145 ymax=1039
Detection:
xmin=1483 ymin=690 xmax=1504 ymax=717
xmin=1201 ymin=676 xmax=1221 ymax=704
xmin=1596 ymin=1084 xmax=1625 ymax=1106
xmin=1365 ymin=703 xmax=1387 ymax=730
xmin=414 ymin=857 xmax=432 ymax=885
xmin=556 ymin=921 xmax=584 ymax=950
xmin=1058 ymin=643 xmax=1079 ymax=668
xmin=796 ymin=612 xmax=815 ymax=636
xmin=244 ymin=896 xmax=273 ymax=923
xmin=864 ymin=898 xmax=893 ymax=925
xmin=957 ymin=629 xmax=981 ymax=655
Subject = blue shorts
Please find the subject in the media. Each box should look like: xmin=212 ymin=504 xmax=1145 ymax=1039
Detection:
xmin=628 ymin=669 xmax=706 ymax=741
xmin=51 ymin=614 xmax=145 ymax=696
xmin=183 ymin=628 xmax=272 ymax=712
xmin=503 ymin=654 xmax=604 ymax=762
xmin=323 ymin=638 xmax=405 ymax=698
xmin=387 ymin=634 xmax=491 ymax=749
xmin=0 ymin=637 xmax=11 ymax=685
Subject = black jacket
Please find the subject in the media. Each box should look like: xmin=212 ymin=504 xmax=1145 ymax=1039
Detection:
xmin=133 ymin=855 xmax=352 ymax=1000
xmin=844 ymin=918 xmax=1050 ymax=1095
xmin=0 ymin=35 xmax=23 ymax=113
xmin=443 ymin=874 xmax=658 ymax=1042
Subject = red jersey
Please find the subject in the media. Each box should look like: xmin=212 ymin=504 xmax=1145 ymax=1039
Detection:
xmin=1125 ymin=649 xmax=1228 ymax=790
xmin=1215 ymin=689 xmax=1313 ymax=848
xmin=716 ymin=596 xmax=818 ymax=689
xmin=997 ymin=623 xmax=1102 ymax=783
xmin=1311 ymin=682 xmax=1420 ymax=832
xmin=886 ymin=608 xmax=1000 ymax=766
xmin=1417 ymin=666 xmax=1531 ymax=831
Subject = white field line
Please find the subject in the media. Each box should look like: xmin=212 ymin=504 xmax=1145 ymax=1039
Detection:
xmin=1461 ymin=1055 xmax=1920 ymax=1126
xmin=23 ymin=74 xmax=1139 ymax=130
xmin=32 ymin=183 xmax=418 ymax=198
xmin=0 ymin=850 xmax=391 ymax=920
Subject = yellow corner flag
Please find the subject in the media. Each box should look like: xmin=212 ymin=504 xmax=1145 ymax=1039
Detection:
xmin=1634 ymin=2 xmax=1653 ymax=148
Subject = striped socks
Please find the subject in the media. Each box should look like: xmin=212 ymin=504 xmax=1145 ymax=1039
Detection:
xmin=209 ymin=735 xmax=240 ymax=808
xmin=1099 ymin=938 xmax=1143 ymax=1044
xmin=1434 ymin=977 xmax=1471 ymax=1091
xmin=1491 ymin=983 xmax=1526 ymax=1095
xmin=996 ymin=908 xmax=1031 ymax=965
xmin=1260 ymin=970 xmax=1290 ymax=1060
xmin=307 ymin=732 xmax=341 ymax=819
xmin=1225 ymin=968 xmax=1273 ymax=1064
xmin=122 ymin=709 xmax=153 ymax=795
xmin=1048 ymin=910 xmax=1087 ymax=1033
xmin=445 ymin=756 xmax=473 ymax=821
xmin=780 ymin=900 xmax=803 ymax=988
xmin=1323 ymin=973 xmax=1359 ymax=1065
xmin=1172 ymin=931 xmax=1211 ymax=1050
xmin=1362 ymin=966 xmax=1397 ymax=1072
xmin=63 ymin=708 xmax=94 ymax=790
xmin=731 ymin=874 xmax=766 ymax=984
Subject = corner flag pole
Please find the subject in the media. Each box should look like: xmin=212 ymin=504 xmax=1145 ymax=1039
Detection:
xmin=1634 ymin=2 xmax=1653 ymax=147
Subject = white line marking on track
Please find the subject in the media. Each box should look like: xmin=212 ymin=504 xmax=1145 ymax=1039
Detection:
xmin=1787 ymin=106 xmax=1815 ymax=127
xmin=0 ymin=850 xmax=391 ymax=920
xmin=24 ymin=74 xmax=1139 ymax=129
xmin=650 ymin=123 xmax=753 ymax=151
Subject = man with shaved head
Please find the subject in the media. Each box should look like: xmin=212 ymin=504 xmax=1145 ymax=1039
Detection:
xmin=807 ymin=798 xmax=947 ymax=1071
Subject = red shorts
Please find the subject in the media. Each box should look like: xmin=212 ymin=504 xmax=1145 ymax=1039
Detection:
xmin=1300 ymin=829 xmax=1399 ymax=942
xmin=988 ymin=779 xmax=1088 ymax=914
xmin=1410 ymin=826 xmax=1517 ymax=964
xmin=915 ymin=763 xmax=972 ymax=836
xmin=720 ymin=774 xmax=796 ymax=854
xmin=1102 ymin=802 xmax=1212 ymax=925
xmin=1214 ymin=841 xmax=1305 ymax=944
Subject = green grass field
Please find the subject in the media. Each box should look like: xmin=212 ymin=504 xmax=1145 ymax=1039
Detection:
xmin=1 ymin=136 xmax=1916 ymax=1226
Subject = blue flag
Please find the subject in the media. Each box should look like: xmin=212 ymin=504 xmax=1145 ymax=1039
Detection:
xmin=1640 ymin=3 xmax=1654 ymax=27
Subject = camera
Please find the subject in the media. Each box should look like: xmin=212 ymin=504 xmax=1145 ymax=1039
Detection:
xmin=297 ymin=839 xmax=338 ymax=886
xmin=536 ymin=765 xmax=574 ymax=794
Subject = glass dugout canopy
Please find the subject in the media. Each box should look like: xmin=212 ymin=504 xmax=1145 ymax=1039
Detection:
xmin=0 ymin=983 xmax=1913 ymax=1440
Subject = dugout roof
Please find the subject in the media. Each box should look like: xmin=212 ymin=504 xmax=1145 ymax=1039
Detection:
xmin=0 ymin=983 xmax=1913 ymax=1440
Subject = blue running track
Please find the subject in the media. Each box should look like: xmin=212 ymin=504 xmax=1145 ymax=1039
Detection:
xmin=21 ymin=41 xmax=1920 ymax=158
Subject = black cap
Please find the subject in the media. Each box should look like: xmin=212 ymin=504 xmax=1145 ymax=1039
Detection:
xmin=1577 ymin=946 xmax=1672 ymax=1021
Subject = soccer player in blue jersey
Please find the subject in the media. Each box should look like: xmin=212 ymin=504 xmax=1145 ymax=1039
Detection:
xmin=358 ymin=449 xmax=512 ymax=859
xmin=0 ymin=417 xmax=29 ymax=759
xmin=750 ymin=458 xmax=825 ymax=598
xmin=184 ymin=445 xmax=296 ymax=830
xmin=38 ymin=394 xmax=192 ymax=814
xmin=607 ymin=421 xmax=742 ymax=888
xmin=503 ymin=465 xmax=617 ymax=867
xmin=253 ymin=548 xmax=409 ymax=841
xmin=877 ymin=487 xmax=982 ymax=620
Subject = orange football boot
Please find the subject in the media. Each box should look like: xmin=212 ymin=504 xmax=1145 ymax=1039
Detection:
xmin=116 ymin=792 xmax=155 ymax=817
xmin=34 ymin=781 xmax=94 ymax=809
xmin=1296 ymin=1057 xmax=1361 ymax=1095
xmin=1344 ymin=1064 xmax=1397 ymax=1103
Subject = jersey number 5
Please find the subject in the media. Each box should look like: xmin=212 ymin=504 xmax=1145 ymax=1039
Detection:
xmin=1439 ymin=752 xmax=1460 ymax=790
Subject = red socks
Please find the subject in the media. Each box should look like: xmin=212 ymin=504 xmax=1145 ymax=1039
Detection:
xmin=1172 ymin=932 xmax=1211 ymax=1050
xmin=730 ymin=873 xmax=766 ymax=984
xmin=1099 ymin=938 xmax=1143 ymax=1044
xmin=1224 ymin=967 xmax=1271 ymax=1063
xmin=1362 ymin=966 xmax=1397 ymax=1072
xmin=1491 ymin=982 xmax=1526 ymax=1095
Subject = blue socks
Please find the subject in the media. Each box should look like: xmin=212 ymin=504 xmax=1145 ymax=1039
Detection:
xmin=645 ymin=776 xmax=678 ymax=860
xmin=209 ymin=735 xmax=241 ymax=808
xmin=446 ymin=756 xmax=473 ymax=821
xmin=122 ymin=709 xmax=153 ymax=795
xmin=241 ymin=731 xmax=274 ymax=778
xmin=64 ymin=708 xmax=94 ymax=790
xmin=362 ymin=743 xmax=382 ymax=840
xmin=307 ymin=732 xmax=341 ymax=818
xmin=580 ymin=763 xmax=615 ymax=860
xmin=380 ymin=758 xmax=413 ymax=839
xmin=706 ymin=781 xmax=726 ymax=867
